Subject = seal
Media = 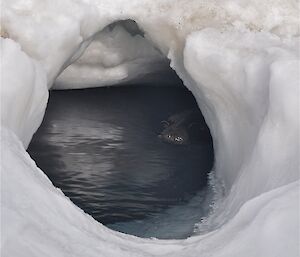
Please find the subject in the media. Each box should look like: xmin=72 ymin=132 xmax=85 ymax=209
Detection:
xmin=158 ymin=124 xmax=189 ymax=145
xmin=158 ymin=109 xmax=210 ymax=145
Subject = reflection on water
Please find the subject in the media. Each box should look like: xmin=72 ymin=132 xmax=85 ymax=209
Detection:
xmin=28 ymin=86 xmax=214 ymax=238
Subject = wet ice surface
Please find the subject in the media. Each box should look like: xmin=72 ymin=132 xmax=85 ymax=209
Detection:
xmin=28 ymin=85 xmax=214 ymax=239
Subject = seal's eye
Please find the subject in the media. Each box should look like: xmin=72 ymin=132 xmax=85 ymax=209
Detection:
xmin=167 ymin=135 xmax=171 ymax=138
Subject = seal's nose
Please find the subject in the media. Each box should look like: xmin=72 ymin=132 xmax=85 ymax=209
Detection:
xmin=158 ymin=134 xmax=162 ymax=138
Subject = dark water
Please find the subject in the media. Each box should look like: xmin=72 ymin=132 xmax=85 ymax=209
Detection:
xmin=28 ymin=85 xmax=214 ymax=238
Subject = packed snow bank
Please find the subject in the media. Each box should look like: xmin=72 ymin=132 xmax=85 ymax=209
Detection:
xmin=1 ymin=0 xmax=299 ymax=256
xmin=1 ymin=39 xmax=48 ymax=148
xmin=55 ymin=21 xmax=166 ymax=89
xmin=184 ymin=29 xmax=300 ymax=228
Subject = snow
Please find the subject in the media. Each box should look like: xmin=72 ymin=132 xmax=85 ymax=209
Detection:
xmin=55 ymin=21 xmax=166 ymax=89
xmin=1 ymin=0 xmax=299 ymax=256
xmin=1 ymin=39 xmax=48 ymax=147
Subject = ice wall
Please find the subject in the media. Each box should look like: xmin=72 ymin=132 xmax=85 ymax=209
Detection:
xmin=1 ymin=0 xmax=299 ymax=256
xmin=1 ymin=39 xmax=48 ymax=147
xmin=185 ymin=29 xmax=300 ymax=228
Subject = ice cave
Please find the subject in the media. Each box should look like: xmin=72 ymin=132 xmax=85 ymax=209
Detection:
xmin=1 ymin=0 xmax=299 ymax=257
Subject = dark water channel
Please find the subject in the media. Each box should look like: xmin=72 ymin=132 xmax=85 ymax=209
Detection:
xmin=28 ymin=85 xmax=214 ymax=239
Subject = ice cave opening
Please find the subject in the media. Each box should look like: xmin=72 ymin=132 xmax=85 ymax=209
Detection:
xmin=27 ymin=73 xmax=215 ymax=240
xmin=2 ymin=2 xmax=299 ymax=254
xmin=26 ymin=20 xmax=216 ymax=239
